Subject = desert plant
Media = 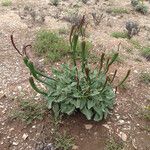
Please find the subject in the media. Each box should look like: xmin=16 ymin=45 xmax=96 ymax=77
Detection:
xmin=141 ymin=46 xmax=150 ymax=61
xmin=106 ymin=138 xmax=124 ymax=150
xmin=106 ymin=8 xmax=129 ymax=14
xmin=1 ymin=0 xmax=12 ymax=6
xmin=91 ymin=13 xmax=105 ymax=26
xmin=142 ymin=105 xmax=150 ymax=120
xmin=34 ymin=30 xmax=92 ymax=62
xmin=34 ymin=30 xmax=70 ymax=62
xmin=135 ymin=3 xmax=148 ymax=14
xmin=11 ymin=16 xmax=130 ymax=121
xmin=107 ymin=51 xmax=124 ymax=64
xmin=140 ymin=72 xmax=150 ymax=84
xmin=131 ymin=0 xmax=139 ymax=7
xmin=129 ymin=40 xmax=150 ymax=60
xmin=11 ymin=100 xmax=46 ymax=124
xmin=54 ymin=132 xmax=74 ymax=150
xmin=131 ymin=0 xmax=148 ymax=14
xmin=125 ymin=21 xmax=139 ymax=39
xmin=111 ymin=32 xmax=128 ymax=39
xmin=58 ymin=28 xmax=68 ymax=35
xmin=129 ymin=39 xmax=142 ymax=49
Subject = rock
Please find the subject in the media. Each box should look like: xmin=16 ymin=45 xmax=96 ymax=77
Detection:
xmin=32 ymin=125 xmax=36 ymax=128
xmin=9 ymin=128 xmax=14 ymax=132
xmin=72 ymin=145 xmax=79 ymax=150
xmin=102 ymin=124 xmax=110 ymax=129
xmin=133 ymin=70 xmax=138 ymax=73
xmin=12 ymin=142 xmax=19 ymax=146
xmin=85 ymin=124 xmax=93 ymax=130
xmin=118 ymin=120 xmax=125 ymax=125
xmin=17 ymin=86 xmax=22 ymax=92
xmin=132 ymin=139 xmax=138 ymax=149
xmin=22 ymin=133 xmax=28 ymax=140
xmin=43 ymin=143 xmax=54 ymax=150
xmin=36 ymin=143 xmax=54 ymax=150
xmin=118 ymin=132 xmax=127 ymax=141
xmin=1 ymin=141 xmax=4 ymax=145
xmin=115 ymin=114 xmax=120 ymax=119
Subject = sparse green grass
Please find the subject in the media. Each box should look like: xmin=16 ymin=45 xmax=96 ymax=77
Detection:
xmin=120 ymin=83 xmax=129 ymax=90
xmin=129 ymin=40 xmax=150 ymax=61
xmin=139 ymin=72 xmax=150 ymax=84
xmin=34 ymin=30 xmax=70 ymax=62
xmin=141 ymin=46 xmax=150 ymax=61
xmin=107 ymin=8 xmax=129 ymax=14
xmin=1 ymin=0 xmax=12 ymax=6
xmin=54 ymin=132 xmax=74 ymax=150
xmin=11 ymin=100 xmax=46 ymax=124
xmin=34 ymin=30 xmax=92 ymax=62
xmin=106 ymin=138 xmax=124 ymax=150
xmin=107 ymin=51 xmax=124 ymax=64
xmin=50 ymin=115 xmax=74 ymax=150
xmin=129 ymin=39 xmax=142 ymax=50
xmin=58 ymin=28 xmax=68 ymax=35
xmin=111 ymin=32 xmax=128 ymax=39
xmin=142 ymin=105 xmax=150 ymax=120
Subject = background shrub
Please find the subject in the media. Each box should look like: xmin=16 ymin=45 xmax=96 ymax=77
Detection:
xmin=34 ymin=30 xmax=92 ymax=62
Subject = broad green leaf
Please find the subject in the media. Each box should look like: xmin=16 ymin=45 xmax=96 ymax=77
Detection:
xmin=81 ymin=107 xmax=93 ymax=120
xmin=80 ymin=99 xmax=86 ymax=109
xmin=93 ymin=105 xmax=103 ymax=116
xmin=90 ymin=90 xmax=100 ymax=97
xmin=61 ymin=103 xmax=75 ymax=115
xmin=104 ymin=108 xmax=109 ymax=119
xmin=47 ymin=99 xmax=53 ymax=109
xmin=52 ymin=103 xmax=60 ymax=118
xmin=56 ymin=95 xmax=66 ymax=102
xmin=70 ymin=82 xmax=77 ymax=87
xmin=87 ymin=99 xmax=96 ymax=109
xmin=76 ymin=99 xmax=80 ymax=108
xmin=94 ymin=113 xmax=103 ymax=121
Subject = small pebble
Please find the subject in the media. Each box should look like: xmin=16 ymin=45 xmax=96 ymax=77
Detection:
xmin=22 ymin=133 xmax=28 ymax=140
xmin=85 ymin=124 xmax=93 ymax=130
xmin=12 ymin=142 xmax=19 ymax=146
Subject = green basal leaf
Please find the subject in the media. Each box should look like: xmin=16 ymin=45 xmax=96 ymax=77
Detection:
xmin=80 ymin=99 xmax=86 ymax=109
xmin=94 ymin=113 xmax=103 ymax=121
xmin=87 ymin=99 xmax=96 ymax=109
xmin=81 ymin=106 xmax=93 ymax=120
xmin=76 ymin=99 xmax=81 ymax=108
xmin=47 ymin=97 xmax=55 ymax=109
xmin=60 ymin=103 xmax=75 ymax=115
xmin=70 ymin=82 xmax=77 ymax=87
xmin=104 ymin=108 xmax=109 ymax=119
xmin=93 ymin=105 xmax=103 ymax=116
xmin=56 ymin=95 xmax=67 ymax=102
xmin=90 ymin=90 xmax=100 ymax=97
xmin=52 ymin=103 xmax=60 ymax=118
xmin=73 ymin=92 xmax=81 ymax=98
